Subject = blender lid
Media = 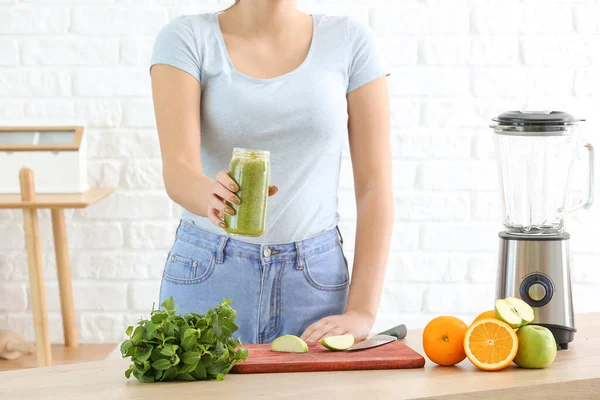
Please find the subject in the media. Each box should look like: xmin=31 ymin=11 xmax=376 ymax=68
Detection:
xmin=493 ymin=110 xmax=585 ymax=126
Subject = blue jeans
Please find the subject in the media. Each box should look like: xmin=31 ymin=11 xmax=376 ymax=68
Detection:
xmin=159 ymin=220 xmax=350 ymax=345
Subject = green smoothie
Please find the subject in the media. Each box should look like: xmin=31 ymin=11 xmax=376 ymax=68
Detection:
xmin=224 ymin=149 xmax=270 ymax=237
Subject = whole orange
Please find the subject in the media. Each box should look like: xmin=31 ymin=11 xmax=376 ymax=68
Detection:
xmin=472 ymin=310 xmax=496 ymax=325
xmin=422 ymin=316 xmax=468 ymax=366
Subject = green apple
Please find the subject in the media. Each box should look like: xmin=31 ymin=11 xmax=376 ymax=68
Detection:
xmin=514 ymin=325 xmax=557 ymax=369
xmin=495 ymin=297 xmax=535 ymax=328
xmin=320 ymin=334 xmax=354 ymax=351
xmin=270 ymin=335 xmax=308 ymax=353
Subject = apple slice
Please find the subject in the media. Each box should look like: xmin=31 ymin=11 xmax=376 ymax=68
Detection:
xmin=320 ymin=334 xmax=355 ymax=351
xmin=495 ymin=297 xmax=535 ymax=328
xmin=505 ymin=297 xmax=534 ymax=326
xmin=270 ymin=335 xmax=308 ymax=353
xmin=495 ymin=299 xmax=523 ymax=328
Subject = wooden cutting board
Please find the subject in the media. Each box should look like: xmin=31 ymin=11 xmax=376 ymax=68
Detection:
xmin=231 ymin=340 xmax=425 ymax=374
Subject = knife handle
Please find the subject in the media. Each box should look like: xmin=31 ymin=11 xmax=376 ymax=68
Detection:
xmin=377 ymin=324 xmax=407 ymax=340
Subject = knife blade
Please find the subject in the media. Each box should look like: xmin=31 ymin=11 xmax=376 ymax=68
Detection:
xmin=346 ymin=324 xmax=407 ymax=351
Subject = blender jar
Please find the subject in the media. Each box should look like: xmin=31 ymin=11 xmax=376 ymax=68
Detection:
xmin=491 ymin=111 xmax=594 ymax=235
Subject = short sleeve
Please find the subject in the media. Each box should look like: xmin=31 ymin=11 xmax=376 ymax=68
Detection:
xmin=347 ymin=18 xmax=390 ymax=94
xmin=150 ymin=16 xmax=202 ymax=83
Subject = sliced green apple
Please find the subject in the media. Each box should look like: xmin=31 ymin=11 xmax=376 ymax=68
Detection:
xmin=320 ymin=334 xmax=355 ymax=351
xmin=495 ymin=299 xmax=523 ymax=328
xmin=495 ymin=297 xmax=535 ymax=328
xmin=270 ymin=335 xmax=308 ymax=353
xmin=505 ymin=297 xmax=534 ymax=326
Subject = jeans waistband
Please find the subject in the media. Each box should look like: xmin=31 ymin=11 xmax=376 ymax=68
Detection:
xmin=175 ymin=220 xmax=343 ymax=264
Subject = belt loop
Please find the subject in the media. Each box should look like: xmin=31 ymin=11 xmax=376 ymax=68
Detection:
xmin=295 ymin=241 xmax=304 ymax=270
xmin=215 ymin=236 xmax=228 ymax=264
xmin=336 ymin=226 xmax=344 ymax=245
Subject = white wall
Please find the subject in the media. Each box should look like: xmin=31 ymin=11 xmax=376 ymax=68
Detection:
xmin=1 ymin=0 xmax=599 ymax=343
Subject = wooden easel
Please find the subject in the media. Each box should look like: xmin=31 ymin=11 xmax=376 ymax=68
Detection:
xmin=0 ymin=168 xmax=114 ymax=367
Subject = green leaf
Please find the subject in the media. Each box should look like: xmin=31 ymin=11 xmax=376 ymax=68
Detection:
xmin=142 ymin=360 xmax=151 ymax=373
xmin=154 ymin=369 xmax=163 ymax=380
xmin=201 ymin=354 xmax=213 ymax=364
xmin=191 ymin=362 xmax=207 ymax=380
xmin=214 ymin=342 xmax=226 ymax=356
xmin=190 ymin=312 xmax=202 ymax=321
xmin=151 ymin=359 xmax=172 ymax=371
xmin=235 ymin=347 xmax=248 ymax=361
xmin=151 ymin=312 xmax=167 ymax=324
xmin=125 ymin=326 xmax=133 ymax=337
xmin=200 ymin=328 xmax=214 ymax=343
xmin=133 ymin=364 xmax=145 ymax=378
xmin=183 ymin=361 xmax=198 ymax=373
xmin=172 ymin=354 xmax=180 ymax=366
xmin=125 ymin=366 xmax=133 ymax=379
xmin=163 ymin=336 xmax=176 ymax=344
xmin=221 ymin=299 xmax=233 ymax=307
xmin=216 ymin=373 xmax=224 ymax=381
xmin=222 ymin=320 xmax=238 ymax=335
xmin=207 ymin=355 xmax=230 ymax=377
xmin=211 ymin=314 xmax=223 ymax=337
xmin=181 ymin=351 xmax=201 ymax=365
xmin=181 ymin=334 xmax=197 ymax=352
xmin=179 ymin=323 xmax=191 ymax=339
xmin=161 ymin=367 xmax=178 ymax=382
xmin=144 ymin=323 xmax=158 ymax=341
xmin=134 ymin=346 xmax=152 ymax=362
xmin=120 ymin=340 xmax=132 ymax=356
xmin=163 ymin=321 xmax=175 ymax=337
xmin=183 ymin=328 xmax=196 ymax=339
xmin=175 ymin=372 xmax=195 ymax=381
xmin=160 ymin=344 xmax=178 ymax=356
xmin=131 ymin=326 xmax=145 ymax=343
xmin=150 ymin=349 xmax=164 ymax=362
xmin=227 ymin=336 xmax=238 ymax=346
xmin=137 ymin=372 xmax=155 ymax=384
xmin=161 ymin=296 xmax=175 ymax=311
xmin=125 ymin=346 xmax=135 ymax=358
xmin=220 ymin=306 xmax=234 ymax=320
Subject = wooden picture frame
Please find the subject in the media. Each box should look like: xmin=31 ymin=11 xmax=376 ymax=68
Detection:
xmin=0 ymin=126 xmax=84 ymax=152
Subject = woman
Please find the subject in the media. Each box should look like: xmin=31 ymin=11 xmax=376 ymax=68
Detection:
xmin=150 ymin=0 xmax=393 ymax=344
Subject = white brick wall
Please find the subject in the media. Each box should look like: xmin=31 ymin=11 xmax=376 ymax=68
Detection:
xmin=1 ymin=0 xmax=600 ymax=343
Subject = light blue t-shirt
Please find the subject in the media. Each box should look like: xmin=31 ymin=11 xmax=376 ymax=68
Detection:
xmin=151 ymin=12 xmax=389 ymax=244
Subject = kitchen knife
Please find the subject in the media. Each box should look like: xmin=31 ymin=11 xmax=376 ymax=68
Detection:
xmin=346 ymin=324 xmax=407 ymax=351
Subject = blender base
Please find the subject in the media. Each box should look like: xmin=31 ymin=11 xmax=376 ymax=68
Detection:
xmin=496 ymin=232 xmax=576 ymax=350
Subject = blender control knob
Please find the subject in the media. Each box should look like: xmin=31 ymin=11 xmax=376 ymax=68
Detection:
xmin=520 ymin=273 xmax=554 ymax=308
xmin=528 ymin=283 xmax=547 ymax=302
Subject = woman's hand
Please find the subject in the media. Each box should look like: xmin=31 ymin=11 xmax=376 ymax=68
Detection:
xmin=208 ymin=170 xmax=278 ymax=229
xmin=300 ymin=310 xmax=374 ymax=343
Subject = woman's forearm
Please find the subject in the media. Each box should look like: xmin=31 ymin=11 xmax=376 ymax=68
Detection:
xmin=344 ymin=188 xmax=394 ymax=322
xmin=163 ymin=160 xmax=214 ymax=217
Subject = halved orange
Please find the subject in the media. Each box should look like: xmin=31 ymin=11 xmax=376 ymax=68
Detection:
xmin=464 ymin=318 xmax=518 ymax=371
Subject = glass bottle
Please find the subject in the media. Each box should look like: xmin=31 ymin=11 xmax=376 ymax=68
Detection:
xmin=224 ymin=148 xmax=271 ymax=237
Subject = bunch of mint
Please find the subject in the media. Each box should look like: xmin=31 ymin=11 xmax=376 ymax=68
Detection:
xmin=120 ymin=296 xmax=248 ymax=383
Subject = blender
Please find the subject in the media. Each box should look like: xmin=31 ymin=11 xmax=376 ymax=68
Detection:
xmin=491 ymin=110 xmax=595 ymax=350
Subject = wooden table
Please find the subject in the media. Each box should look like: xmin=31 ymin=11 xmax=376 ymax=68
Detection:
xmin=0 ymin=168 xmax=114 ymax=368
xmin=2 ymin=313 xmax=599 ymax=400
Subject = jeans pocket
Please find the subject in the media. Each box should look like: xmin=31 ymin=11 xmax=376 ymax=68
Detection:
xmin=163 ymin=238 xmax=216 ymax=284
xmin=303 ymin=243 xmax=349 ymax=291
